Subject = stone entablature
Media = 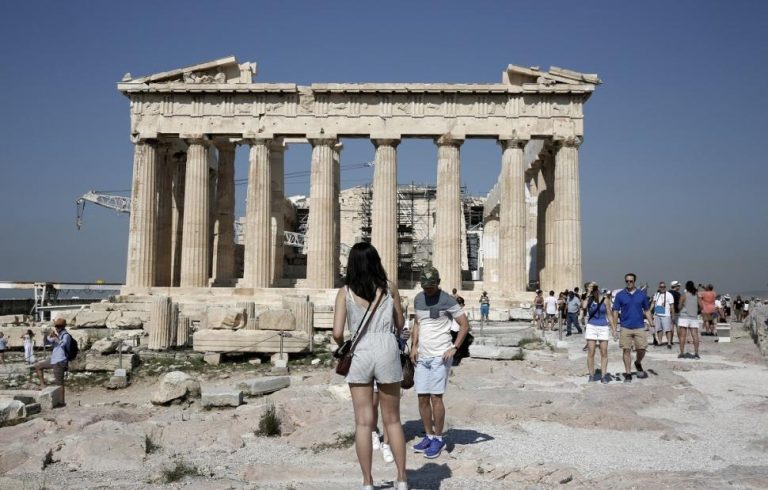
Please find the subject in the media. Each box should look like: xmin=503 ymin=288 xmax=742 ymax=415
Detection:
xmin=119 ymin=57 xmax=597 ymax=141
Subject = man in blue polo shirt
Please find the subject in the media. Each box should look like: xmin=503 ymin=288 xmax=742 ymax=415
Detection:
xmin=612 ymin=273 xmax=654 ymax=383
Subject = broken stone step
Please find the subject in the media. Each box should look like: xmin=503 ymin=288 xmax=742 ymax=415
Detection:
xmin=24 ymin=402 xmax=41 ymax=415
xmin=468 ymin=345 xmax=523 ymax=360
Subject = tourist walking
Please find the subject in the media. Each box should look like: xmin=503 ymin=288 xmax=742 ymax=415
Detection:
xmin=651 ymin=282 xmax=675 ymax=349
xmin=479 ymin=291 xmax=490 ymax=321
xmin=22 ymin=329 xmax=36 ymax=364
xmin=35 ymin=318 xmax=72 ymax=404
xmin=584 ymin=282 xmax=616 ymax=383
xmin=669 ymin=281 xmax=682 ymax=342
xmin=677 ymin=280 xmax=701 ymax=359
xmin=612 ymin=273 xmax=654 ymax=382
xmin=0 ymin=332 xmax=7 ymax=364
xmin=565 ymin=290 xmax=583 ymax=336
xmin=699 ymin=284 xmax=717 ymax=335
xmin=331 ymin=242 xmax=408 ymax=490
xmin=410 ymin=266 xmax=470 ymax=459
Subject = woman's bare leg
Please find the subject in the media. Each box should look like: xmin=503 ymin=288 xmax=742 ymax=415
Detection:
xmin=378 ymin=382 xmax=407 ymax=482
xmin=599 ymin=340 xmax=609 ymax=375
xmin=587 ymin=340 xmax=597 ymax=375
xmin=350 ymin=383 xmax=375 ymax=486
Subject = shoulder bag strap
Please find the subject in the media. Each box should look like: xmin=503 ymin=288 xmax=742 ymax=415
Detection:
xmin=588 ymin=297 xmax=605 ymax=321
xmin=348 ymin=291 xmax=383 ymax=357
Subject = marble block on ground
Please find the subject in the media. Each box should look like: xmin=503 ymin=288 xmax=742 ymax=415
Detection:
xmin=469 ymin=344 xmax=523 ymax=360
xmin=235 ymin=376 xmax=290 ymax=396
xmin=201 ymin=386 xmax=244 ymax=408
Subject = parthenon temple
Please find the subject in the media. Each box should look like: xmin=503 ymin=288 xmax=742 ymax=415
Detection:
xmin=119 ymin=56 xmax=600 ymax=309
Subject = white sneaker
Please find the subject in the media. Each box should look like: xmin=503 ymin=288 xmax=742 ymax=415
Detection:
xmin=381 ymin=443 xmax=394 ymax=463
xmin=395 ymin=481 xmax=408 ymax=490
xmin=371 ymin=431 xmax=381 ymax=451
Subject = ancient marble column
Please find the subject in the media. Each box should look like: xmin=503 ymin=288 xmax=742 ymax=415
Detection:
xmin=176 ymin=314 xmax=190 ymax=347
xmin=243 ymin=138 xmax=272 ymax=288
xmin=371 ymin=139 xmax=399 ymax=283
xmin=155 ymin=143 xmax=173 ymax=287
xmin=213 ymin=141 xmax=236 ymax=286
xmin=125 ymin=139 xmax=159 ymax=288
xmin=306 ymin=138 xmax=337 ymax=288
xmin=148 ymin=296 xmax=172 ymax=350
xmin=482 ymin=216 xmax=499 ymax=284
xmin=179 ymin=136 xmax=211 ymax=288
xmin=170 ymin=152 xmax=186 ymax=287
xmin=499 ymin=138 xmax=528 ymax=293
xmin=552 ymin=137 xmax=583 ymax=292
xmin=269 ymin=140 xmax=286 ymax=285
xmin=433 ymin=136 xmax=463 ymax=291
xmin=525 ymin=173 xmax=540 ymax=288
xmin=333 ymin=143 xmax=342 ymax=283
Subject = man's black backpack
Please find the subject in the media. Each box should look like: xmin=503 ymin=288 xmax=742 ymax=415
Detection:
xmin=63 ymin=331 xmax=79 ymax=361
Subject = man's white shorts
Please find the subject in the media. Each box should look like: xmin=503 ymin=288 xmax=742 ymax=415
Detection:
xmin=678 ymin=317 xmax=701 ymax=329
xmin=654 ymin=315 xmax=673 ymax=333
xmin=585 ymin=324 xmax=611 ymax=341
xmin=414 ymin=356 xmax=451 ymax=395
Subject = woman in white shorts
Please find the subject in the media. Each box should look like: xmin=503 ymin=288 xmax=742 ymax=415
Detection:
xmin=677 ymin=281 xmax=701 ymax=359
xmin=584 ymin=282 xmax=617 ymax=383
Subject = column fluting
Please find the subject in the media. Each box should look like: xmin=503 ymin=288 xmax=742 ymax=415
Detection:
xmin=553 ymin=136 xmax=583 ymax=292
xmin=306 ymin=138 xmax=336 ymax=288
xmin=269 ymin=140 xmax=286 ymax=285
xmin=179 ymin=137 xmax=211 ymax=287
xmin=433 ymin=136 xmax=463 ymax=292
xmin=155 ymin=143 xmax=174 ymax=287
xmin=371 ymin=139 xmax=400 ymax=284
xmin=499 ymin=138 xmax=528 ymax=293
xmin=243 ymin=138 xmax=272 ymax=288
xmin=126 ymin=139 xmax=159 ymax=288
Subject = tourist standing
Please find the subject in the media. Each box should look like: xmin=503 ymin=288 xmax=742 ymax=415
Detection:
xmin=584 ymin=282 xmax=616 ymax=383
xmin=612 ymin=273 xmax=654 ymax=382
xmin=22 ymin=329 xmax=36 ymax=364
xmin=533 ymin=290 xmax=544 ymax=329
xmin=699 ymin=284 xmax=717 ymax=335
xmin=677 ymin=280 xmax=701 ymax=359
xmin=0 ymin=332 xmax=7 ymax=364
xmin=331 ymin=242 xmax=407 ymax=490
xmin=35 ymin=318 xmax=71 ymax=403
xmin=651 ymin=282 xmax=675 ymax=349
xmin=565 ymin=290 xmax=583 ymax=336
xmin=734 ymin=295 xmax=745 ymax=322
xmin=479 ymin=291 xmax=490 ymax=321
xmin=669 ymin=281 xmax=681 ymax=342
xmin=544 ymin=291 xmax=558 ymax=330
xmin=410 ymin=266 xmax=470 ymax=459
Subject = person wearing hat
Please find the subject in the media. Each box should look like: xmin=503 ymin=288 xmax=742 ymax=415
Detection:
xmin=410 ymin=266 xmax=470 ymax=459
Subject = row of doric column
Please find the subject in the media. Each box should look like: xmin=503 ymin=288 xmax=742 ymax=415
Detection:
xmin=125 ymin=134 xmax=581 ymax=294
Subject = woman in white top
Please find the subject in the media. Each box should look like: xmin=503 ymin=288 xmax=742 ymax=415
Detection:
xmin=23 ymin=329 xmax=36 ymax=364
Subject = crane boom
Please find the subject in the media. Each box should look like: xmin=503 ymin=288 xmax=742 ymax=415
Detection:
xmin=75 ymin=191 xmax=131 ymax=229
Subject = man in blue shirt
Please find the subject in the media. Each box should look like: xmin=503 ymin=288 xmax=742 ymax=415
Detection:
xmin=35 ymin=318 xmax=71 ymax=404
xmin=612 ymin=273 xmax=654 ymax=382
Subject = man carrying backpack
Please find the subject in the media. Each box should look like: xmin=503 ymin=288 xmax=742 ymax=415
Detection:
xmin=35 ymin=318 xmax=73 ymax=405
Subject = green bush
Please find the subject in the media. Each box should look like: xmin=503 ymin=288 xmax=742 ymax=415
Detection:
xmin=256 ymin=401 xmax=282 ymax=437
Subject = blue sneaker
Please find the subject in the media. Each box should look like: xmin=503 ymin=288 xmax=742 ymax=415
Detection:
xmin=424 ymin=438 xmax=445 ymax=459
xmin=412 ymin=436 xmax=432 ymax=453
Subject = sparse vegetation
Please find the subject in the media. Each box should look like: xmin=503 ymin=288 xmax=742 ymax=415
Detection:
xmin=161 ymin=459 xmax=201 ymax=483
xmin=256 ymin=401 xmax=282 ymax=437
xmin=310 ymin=431 xmax=356 ymax=453
xmin=145 ymin=435 xmax=160 ymax=454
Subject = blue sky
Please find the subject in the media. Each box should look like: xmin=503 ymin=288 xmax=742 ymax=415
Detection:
xmin=0 ymin=0 xmax=766 ymax=293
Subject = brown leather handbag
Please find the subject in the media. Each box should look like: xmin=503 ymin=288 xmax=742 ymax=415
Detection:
xmin=335 ymin=292 xmax=382 ymax=376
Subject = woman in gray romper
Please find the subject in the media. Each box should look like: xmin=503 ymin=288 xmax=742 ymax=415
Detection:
xmin=332 ymin=242 xmax=407 ymax=490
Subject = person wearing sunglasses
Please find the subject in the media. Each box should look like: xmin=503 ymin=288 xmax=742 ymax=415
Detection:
xmin=612 ymin=273 xmax=654 ymax=382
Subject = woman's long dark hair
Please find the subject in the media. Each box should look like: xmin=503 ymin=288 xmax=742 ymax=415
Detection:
xmin=685 ymin=280 xmax=697 ymax=296
xmin=344 ymin=242 xmax=389 ymax=302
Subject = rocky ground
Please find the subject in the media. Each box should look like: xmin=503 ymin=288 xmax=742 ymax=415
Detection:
xmin=1 ymin=322 xmax=767 ymax=489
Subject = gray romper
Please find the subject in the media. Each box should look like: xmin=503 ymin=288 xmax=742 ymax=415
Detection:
xmin=344 ymin=286 xmax=403 ymax=384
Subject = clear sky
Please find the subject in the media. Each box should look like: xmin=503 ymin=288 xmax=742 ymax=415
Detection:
xmin=0 ymin=0 xmax=766 ymax=294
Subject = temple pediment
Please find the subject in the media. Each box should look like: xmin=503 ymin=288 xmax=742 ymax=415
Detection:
xmin=121 ymin=56 xmax=257 ymax=85
xmin=504 ymin=64 xmax=601 ymax=87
